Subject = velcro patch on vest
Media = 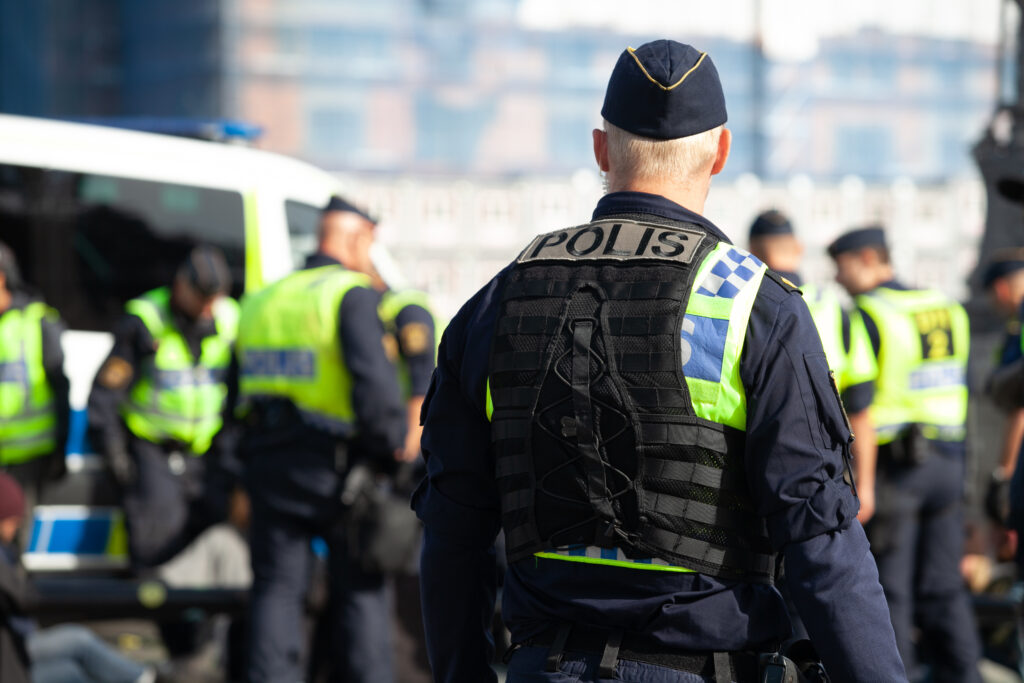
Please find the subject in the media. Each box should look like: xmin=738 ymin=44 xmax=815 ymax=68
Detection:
xmin=519 ymin=220 xmax=705 ymax=264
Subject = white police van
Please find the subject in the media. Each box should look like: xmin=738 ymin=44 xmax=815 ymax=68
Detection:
xmin=0 ymin=114 xmax=340 ymax=571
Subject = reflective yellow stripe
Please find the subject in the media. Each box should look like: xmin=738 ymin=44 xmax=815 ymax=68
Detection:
xmin=534 ymin=551 xmax=696 ymax=572
xmin=485 ymin=378 xmax=493 ymax=421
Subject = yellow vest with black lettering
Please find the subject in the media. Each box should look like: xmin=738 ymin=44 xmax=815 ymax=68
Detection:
xmin=121 ymin=288 xmax=237 ymax=455
xmin=803 ymin=284 xmax=877 ymax=393
xmin=379 ymin=289 xmax=439 ymax=400
xmin=487 ymin=217 xmax=776 ymax=583
xmin=0 ymin=302 xmax=58 ymax=465
xmin=856 ymin=287 xmax=969 ymax=445
xmin=236 ymin=265 xmax=370 ymax=436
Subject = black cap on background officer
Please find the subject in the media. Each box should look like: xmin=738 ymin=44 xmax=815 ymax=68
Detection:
xmin=747 ymin=209 xmax=804 ymax=279
xmin=983 ymin=247 xmax=1024 ymax=318
xmin=172 ymin=245 xmax=232 ymax=321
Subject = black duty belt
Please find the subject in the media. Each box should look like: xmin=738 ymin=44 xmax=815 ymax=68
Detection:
xmin=524 ymin=624 xmax=760 ymax=682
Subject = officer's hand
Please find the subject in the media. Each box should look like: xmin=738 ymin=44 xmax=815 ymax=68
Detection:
xmin=856 ymin=484 xmax=875 ymax=524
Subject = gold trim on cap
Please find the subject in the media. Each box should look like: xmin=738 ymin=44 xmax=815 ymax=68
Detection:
xmin=626 ymin=47 xmax=707 ymax=91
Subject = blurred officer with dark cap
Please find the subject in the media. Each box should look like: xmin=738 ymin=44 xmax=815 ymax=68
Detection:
xmin=88 ymin=245 xmax=239 ymax=569
xmin=829 ymin=226 xmax=980 ymax=681
xmin=236 ymin=196 xmax=406 ymax=683
xmin=980 ymin=249 xmax=1024 ymax=530
xmin=748 ymin=211 xmax=879 ymax=523
xmin=415 ymin=39 xmax=904 ymax=683
xmin=0 ymin=240 xmax=70 ymax=536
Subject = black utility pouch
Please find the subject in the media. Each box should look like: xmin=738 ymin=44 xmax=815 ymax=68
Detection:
xmin=885 ymin=423 xmax=929 ymax=468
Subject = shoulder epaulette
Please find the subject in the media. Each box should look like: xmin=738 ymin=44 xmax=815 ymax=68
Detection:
xmin=764 ymin=269 xmax=802 ymax=295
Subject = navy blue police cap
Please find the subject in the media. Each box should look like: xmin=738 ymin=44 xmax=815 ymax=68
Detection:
xmin=749 ymin=210 xmax=793 ymax=239
xmin=179 ymin=245 xmax=232 ymax=297
xmin=601 ymin=40 xmax=727 ymax=140
xmin=324 ymin=195 xmax=376 ymax=224
xmin=983 ymin=248 xmax=1024 ymax=288
xmin=827 ymin=226 xmax=888 ymax=259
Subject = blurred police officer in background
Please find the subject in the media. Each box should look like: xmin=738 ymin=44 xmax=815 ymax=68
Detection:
xmin=980 ymin=250 xmax=1024 ymax=535
xmin=829 ymin=226 xmax=980 ymax=682
xmin=415 ymin=39 xmax=903 ymax=683
xmin=87 ymin=246 xmax=238 ymax=570
xmin=235 ymin=196 xmax=406 ymax=683
xmin=747 ymin=210 xmax=879 ymax=523
xmin=0 ymin=241 xmax=69 ymax=532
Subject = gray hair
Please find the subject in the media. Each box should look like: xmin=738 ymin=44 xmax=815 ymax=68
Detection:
xmin=604 ymin=120 xmax=722 ymax=191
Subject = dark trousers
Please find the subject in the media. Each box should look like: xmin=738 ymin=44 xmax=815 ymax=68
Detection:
xmin=122 ymin=437 xmax=227 ymax=569
xmin=246 ymin=452 xmax=394 ymax=683
xmin=868 ymin=450 xmax=981 ymax=683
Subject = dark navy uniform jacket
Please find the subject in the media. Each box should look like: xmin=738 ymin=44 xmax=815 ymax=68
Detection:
xmin=414 ymin=192 xmax=905 ymax=683
xmin=775 ymin=271 xmax=873 ymax=416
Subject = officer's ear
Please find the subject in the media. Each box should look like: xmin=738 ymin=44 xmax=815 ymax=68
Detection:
xmin=592 ymin=128 xmax=610 ymax=173
xmin=710 ymin=127 xmax=731 ymax=176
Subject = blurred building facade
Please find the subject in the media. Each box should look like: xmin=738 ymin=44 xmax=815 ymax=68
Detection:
xmin=0 ymin=0 xmax=998 ymax=182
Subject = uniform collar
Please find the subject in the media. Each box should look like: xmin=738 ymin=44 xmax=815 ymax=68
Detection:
xmin=592 ymin=191 xmax=733 ymax=245
xmin=303 ymin=251 xmax=343 ymax=270
xmin=875 ymin=279 xmax=909 ymax=291
xmin=1 ymin=291 xmax=38 ymax=316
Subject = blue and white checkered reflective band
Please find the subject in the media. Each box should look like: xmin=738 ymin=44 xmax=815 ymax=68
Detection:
xmin=696 ymin=248 xmax=763 ymax=299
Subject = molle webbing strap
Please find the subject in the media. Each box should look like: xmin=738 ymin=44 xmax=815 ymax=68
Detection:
xmin=571 ymin=319 xmax=616 ymax=524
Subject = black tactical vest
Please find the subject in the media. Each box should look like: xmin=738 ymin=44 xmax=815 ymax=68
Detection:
xmin=488 ymin=214 xmax=775 ymax=583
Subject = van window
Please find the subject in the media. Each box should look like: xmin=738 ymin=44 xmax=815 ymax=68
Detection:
xmin=285 ymin=200 xmax=321 ymax=268
xmin=0 ymin=163 xmax=245 ymax=332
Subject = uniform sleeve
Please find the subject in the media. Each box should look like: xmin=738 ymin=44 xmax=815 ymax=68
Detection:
xmin=413 ymin=276 xmax=505 ymax=683
xmin=338 ymin=286 xmax=407 ymax=458
xmin=394 ymin=303 xmax=437 ymax=398
xmin=87 ymin=313 xmax=150 ymax=456
xmin=742 ymin=283 xmax=905 ymax=682
xmin=40 ymin=313 xmax=70 ymax=462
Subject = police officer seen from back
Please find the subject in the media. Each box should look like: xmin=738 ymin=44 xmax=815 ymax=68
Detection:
xmin=747 ymin=211 xmax=878 ymax=523
xmin=0 ymin=241 xmax=69 ymax=533
xmin=415 ymin=40 xmax=904 ymax=683
xmin=828 ymin=226 xmax=981 ymax=682
xmin=979 ymin=250 xmax=1024 ymax=535
xmin=236 ymin=196 xmax=406 ymax=683
xmin=88 ymin=246 xmax=238 ymax=569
